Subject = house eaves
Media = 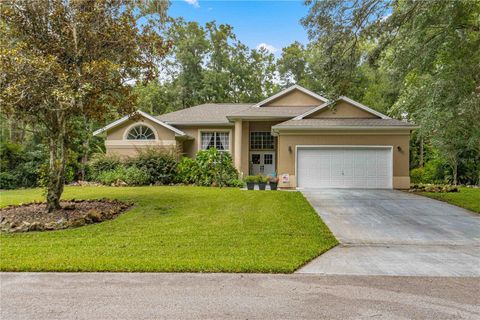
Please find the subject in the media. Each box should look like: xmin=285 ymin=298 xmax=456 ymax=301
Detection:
xmin=93 ymin=110 xmax=187 ymax=137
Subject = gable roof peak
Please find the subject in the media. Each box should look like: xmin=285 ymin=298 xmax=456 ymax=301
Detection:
xmin=252 ymin=84 xmax=328 ymax=108
xmin=293 ymin=96 xmax=391 ymax=120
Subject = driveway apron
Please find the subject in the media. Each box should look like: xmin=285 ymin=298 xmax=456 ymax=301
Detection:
xmin=298 ymin=189 xmax=480 ymax=276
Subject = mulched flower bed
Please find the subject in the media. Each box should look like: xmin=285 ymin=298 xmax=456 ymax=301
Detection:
xmin=0 ymin=199 xmax=132 ymax=233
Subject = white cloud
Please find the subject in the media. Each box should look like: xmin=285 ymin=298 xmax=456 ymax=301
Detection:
xmin=256 ymin=43 xmax=277 ymax=54
xmin=184 ymin=0 xmax=199 ymax=8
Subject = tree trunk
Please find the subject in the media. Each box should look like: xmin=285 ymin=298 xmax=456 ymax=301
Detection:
xmin=419 ymin=137 xmax=424 ymax=168
xmin=46 ymin=119 xmax=67 ymax=212
xmin=452 ymin=160 xmax=458 ymax=186
xmin=79 ymin=117 xmax=91 ymax=181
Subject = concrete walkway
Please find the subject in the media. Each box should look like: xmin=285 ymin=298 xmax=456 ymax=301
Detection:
xmin=1 ymin=273 xmax=479 ymax=320
xmin=298 ymin=189 xmax=480 ymax=276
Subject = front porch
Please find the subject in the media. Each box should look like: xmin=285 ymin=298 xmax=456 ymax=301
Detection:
xmin=233 ymin=120 xmax=282 ymax=177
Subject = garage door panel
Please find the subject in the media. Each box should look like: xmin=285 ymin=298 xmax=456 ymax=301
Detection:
xmin=297 ymin=147 xmax=392 ymax=189
xmin=352 ymin=178 xmax=367 ymax=188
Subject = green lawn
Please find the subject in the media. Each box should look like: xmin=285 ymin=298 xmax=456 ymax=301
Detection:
xmin=418 ymin=187 xmax=480 ymax=214
xmin=0 ymin=186 xmax=337 ymax=273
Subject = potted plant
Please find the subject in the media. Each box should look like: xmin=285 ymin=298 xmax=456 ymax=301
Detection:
xmin=257 ymin=175 xmax=269 ymax=190
xmin=244 ymin=175 xmax=257 ymax=190
xmin=269 ymin=176 xmax=279 ymax=190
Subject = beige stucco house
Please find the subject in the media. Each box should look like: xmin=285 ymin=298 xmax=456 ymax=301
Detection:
xmin=94 ymin=85 xmax=416 ymax=189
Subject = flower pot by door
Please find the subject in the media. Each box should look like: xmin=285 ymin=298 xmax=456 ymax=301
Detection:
xmin=270 ymin=182 xmax=278 ymax=190
xmin=246 ymin=182 xmax=255 ymax=190
xmin=258 ymin=182 xmax=266 ymax=190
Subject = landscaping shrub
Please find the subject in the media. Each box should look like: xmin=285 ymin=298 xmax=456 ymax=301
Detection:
xmin=124 ymin=166 xmax=150 ymax=185
xmin=96 ymin=166 xmax=150 ymax=186
xmin=97 ymin=167 xmax=126 ymax=186
xmin=0 ymin=172 xmax=16 ymax=190
xmin=410 ymin=167 xmax=426 ymax=184
xmin=127 ymin=148 xmax=177 ymax=185
xmin=89 ymin=148 xmax=240 ymax=187
xmin=87 ymin=153 xmax=122 ymax=180
xmin=176 ymin=149 xmax=239 ymax=186
xmin=176 ymin=157 xmax=198 ymax=184
xmin=227 ymin=178 xmax=245 ymax=188
xmin=0 ymin=141 xmax=46 ymax=189
xmin=410 ymin=157 xmax=450 ymax=184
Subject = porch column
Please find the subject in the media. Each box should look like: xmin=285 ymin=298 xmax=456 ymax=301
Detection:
xmin=234 ymin=119 xmax=243 ymax=175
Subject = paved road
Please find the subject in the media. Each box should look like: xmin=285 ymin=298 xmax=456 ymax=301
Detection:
xmin=1 ymin=272 xmax=479 ymax=320
xmin=299 ymin=189 xmax=480 ymax=276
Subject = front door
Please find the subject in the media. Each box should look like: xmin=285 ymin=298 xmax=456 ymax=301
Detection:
xmin=250 ymin=151 xmax=275 ymax=176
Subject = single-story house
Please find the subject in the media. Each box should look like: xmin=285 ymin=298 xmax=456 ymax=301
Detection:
xmin=93 ymin=85 xmax=416 ymax=189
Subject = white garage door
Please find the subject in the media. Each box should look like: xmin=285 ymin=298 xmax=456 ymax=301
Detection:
xmin=297 ymin=147 xmax=392 ymax=189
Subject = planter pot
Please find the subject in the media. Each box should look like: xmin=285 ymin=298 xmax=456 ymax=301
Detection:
xmin=258 ymin=182 xmax=267 ymax=190
xmin=270 ymin=182 xmax=278 ymax=191
xmin=246 ymin=182 xmax=255 ymax=190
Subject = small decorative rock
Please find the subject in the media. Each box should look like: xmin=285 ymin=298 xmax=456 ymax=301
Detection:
xmin=64 ymin=204 xmax=76 ymax=210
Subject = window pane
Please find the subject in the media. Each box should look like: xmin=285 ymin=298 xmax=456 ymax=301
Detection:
xmin=201 ymin=132 xmax=215 ymax=149
xmin=201 ymin=132 xmax=229 ymax=150
xmin=127 ymin=125 xmax=155 ymax=140
xmin=264 ymin=154 xmax=273 ymax=164
xmin=250 ymin=132 xmax=274 ymax=150
xmin=252 ymin=154 xmax=260 ymax=164
xmin=216 ymin=132 xmax=229 ymax=150
xmin=263 ymin=133 xmax=274 ymax=149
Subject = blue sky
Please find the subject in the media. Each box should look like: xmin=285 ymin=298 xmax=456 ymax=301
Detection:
xmin=169 ymin=0 xmax=310 ymax=56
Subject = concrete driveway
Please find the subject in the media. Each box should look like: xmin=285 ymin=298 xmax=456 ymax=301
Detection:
xmin=298 ymin=189 xmax=480 ymax=276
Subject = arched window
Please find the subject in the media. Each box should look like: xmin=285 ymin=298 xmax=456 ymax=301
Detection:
xmin=126 ymin=125 xmax=156 ymax=140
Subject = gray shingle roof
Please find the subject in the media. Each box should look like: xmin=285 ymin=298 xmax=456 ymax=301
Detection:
xmin=226 ymin=106 xmax=318 ymax=119
xmin=273 ymin=118 xmax=416 ymax=129
xmin=156 ymin=103 xmax=253 ymax=125
xmin=155 ymin=103 xmax=416 ymax=130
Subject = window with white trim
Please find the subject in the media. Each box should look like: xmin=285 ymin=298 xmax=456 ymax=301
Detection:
xmin=201 ymin=131 xmax=230 ymax=151
xmin=264 ymin=154 xmax=273 ymax=165
xmin=126 ymin=125 xmax=156 ymax=140
xmin=250 ymin=132 xmax=274 ymax=150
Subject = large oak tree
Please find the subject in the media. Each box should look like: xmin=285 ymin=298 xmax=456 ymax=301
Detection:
xmin=0 ymin=0 xmax=170 ymax=211
xmin=302 ymin=0 xmax=480 ymax=184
